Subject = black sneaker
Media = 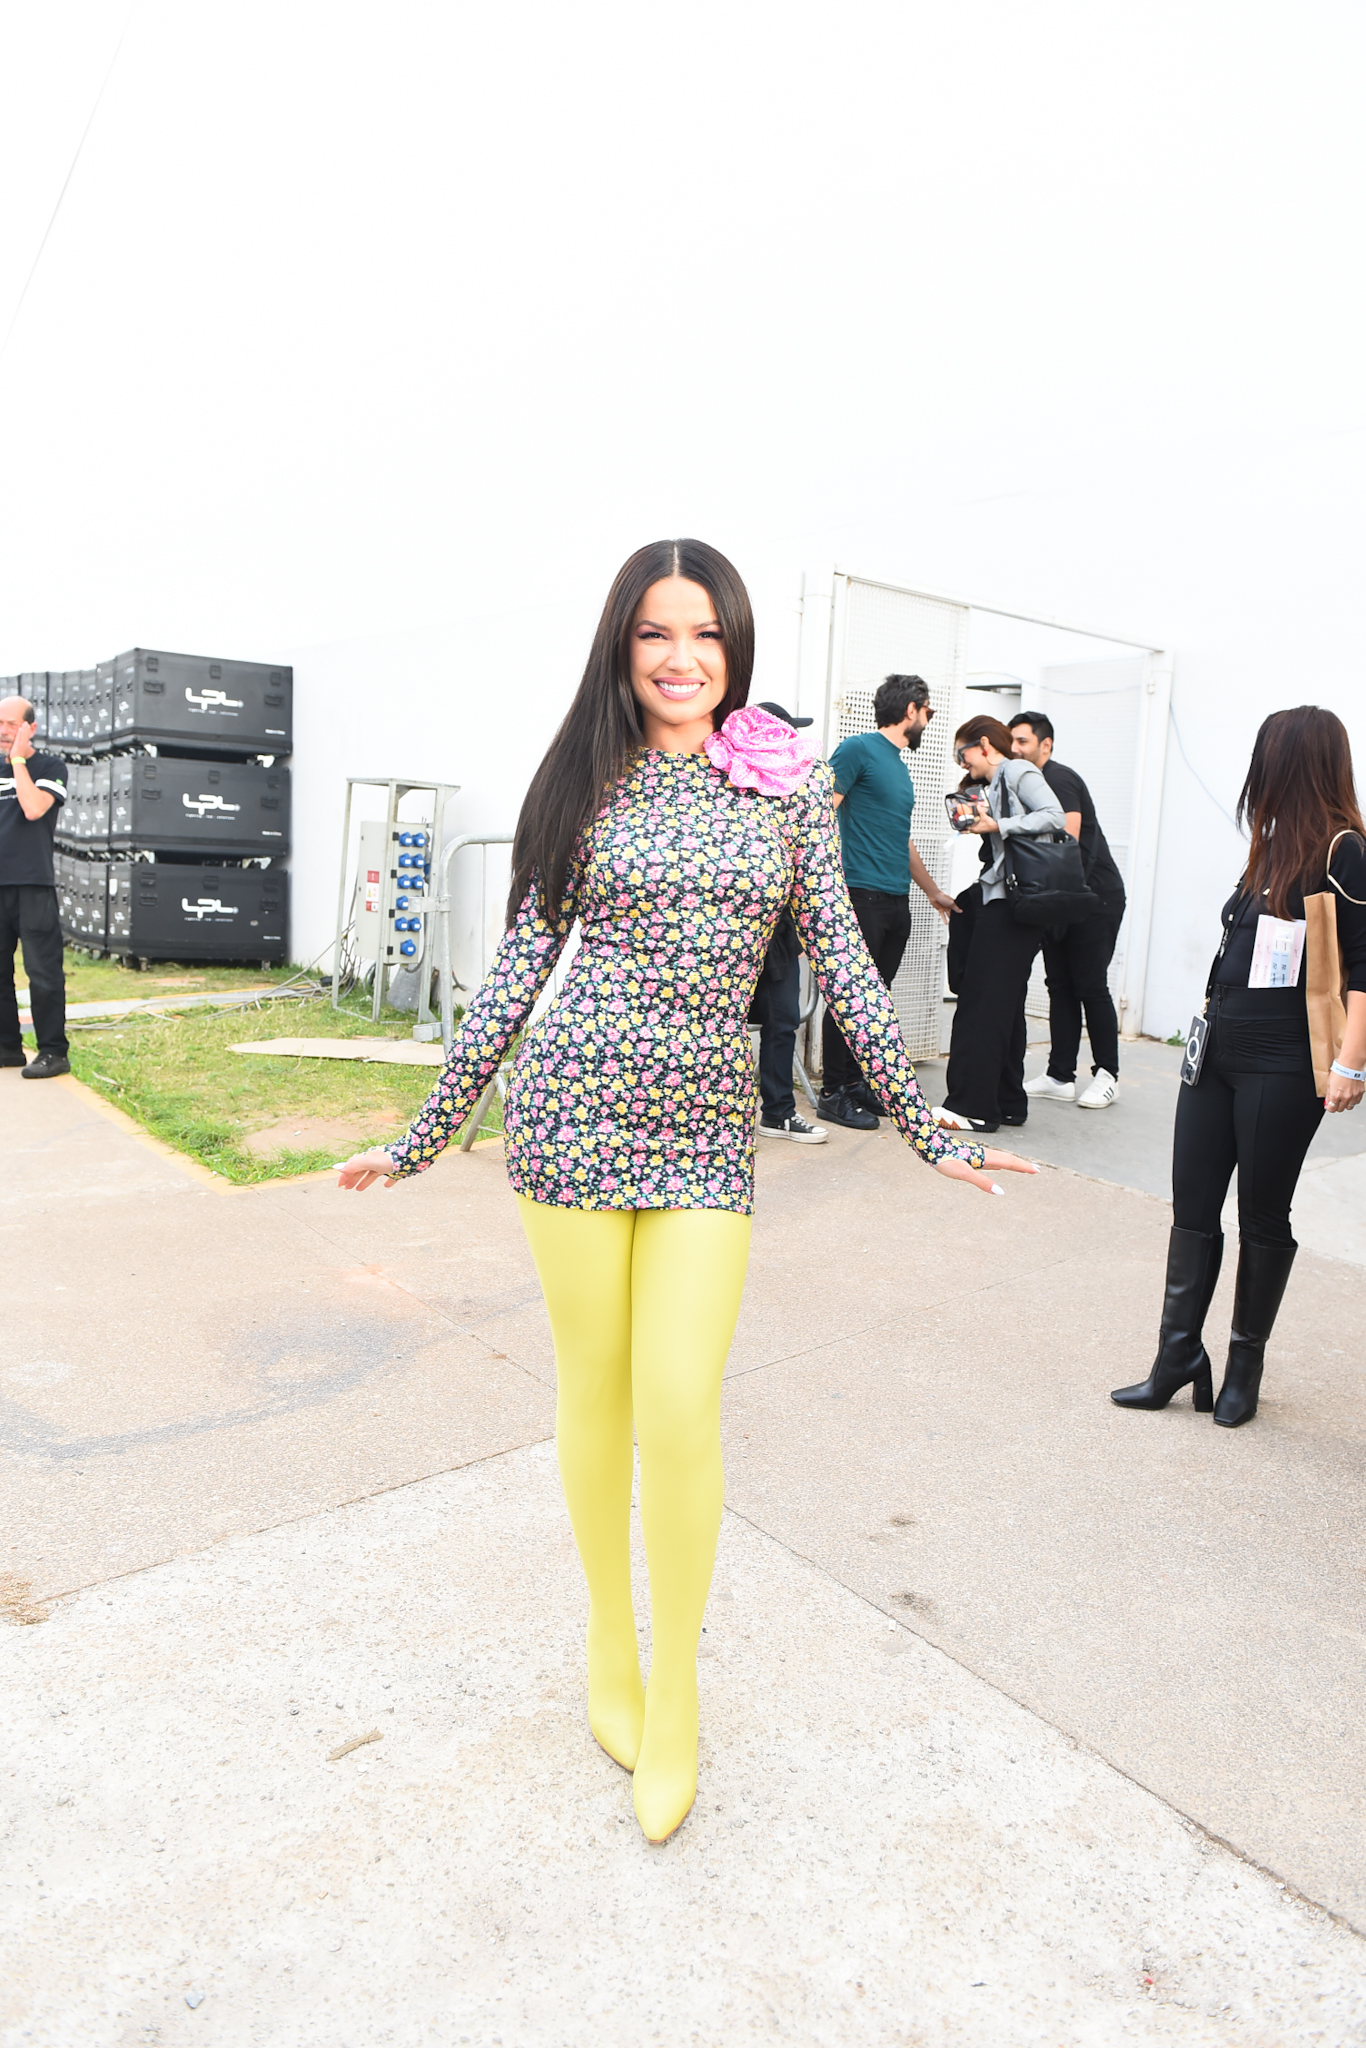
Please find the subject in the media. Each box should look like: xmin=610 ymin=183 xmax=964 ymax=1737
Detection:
xmin=1000 ymin=1111 xmax=1028 ymax=1127
xmin=22 ymin=1053 xmax=71 ymax=1080
xmin=758 ymin=1112 xmax=828 ymax=1144
xmin=816 ymin=1088 xmax=879 ymax=1131
xmin=852 ymin=1080 xmax=887 ymax=1116
xmin=0 ymin=1047 xmax=26 ymax=1068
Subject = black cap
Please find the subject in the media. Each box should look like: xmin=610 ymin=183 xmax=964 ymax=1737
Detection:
xmin=756 ymin=699 xmax=813 ymax=729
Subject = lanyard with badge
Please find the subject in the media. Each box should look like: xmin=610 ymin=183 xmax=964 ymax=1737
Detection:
xmin=1180 ymin=889 xmax=1307 ymax=1086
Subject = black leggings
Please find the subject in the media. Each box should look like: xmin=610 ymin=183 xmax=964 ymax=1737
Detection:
xmin=1171 ymin=992 xmax=1323 ymax=1247
xmin=822 ymin=888 xmax=912 ymax=1094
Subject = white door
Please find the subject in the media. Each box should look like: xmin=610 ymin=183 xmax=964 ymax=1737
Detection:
xmin=1020 ymin=657 xmax=1144 ymax=1017
xmin=1019 ymin=654 xmax=1170 ymax=1039
xmin=822 ymin=575 xmax=969 ymax=1060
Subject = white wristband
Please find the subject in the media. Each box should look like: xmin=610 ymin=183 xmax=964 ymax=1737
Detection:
xmin=1331 ymin=1059 xmax=1366 ymax=1082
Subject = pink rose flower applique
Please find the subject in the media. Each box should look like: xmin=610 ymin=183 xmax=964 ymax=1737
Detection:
xmin=704 ymin=706 xmax=814 ymax=797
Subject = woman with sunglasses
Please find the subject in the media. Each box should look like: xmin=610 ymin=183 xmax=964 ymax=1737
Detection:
xmin=335 ymin=542 xmax=1039 ymax=1847
xmin=938 ymin=714 xmax=1066 ymax=1132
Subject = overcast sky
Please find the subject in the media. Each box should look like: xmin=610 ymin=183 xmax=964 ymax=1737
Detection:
xmin=1 ymin=2 xmax=1361 ymax=673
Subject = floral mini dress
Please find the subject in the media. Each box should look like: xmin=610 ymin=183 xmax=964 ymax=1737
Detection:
xmin=385 ymin=708 xmax=983 ymax=1211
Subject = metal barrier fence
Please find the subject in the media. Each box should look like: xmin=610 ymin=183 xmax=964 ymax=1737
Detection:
xmin=424 ymin=832 xmax=516 ymax=1149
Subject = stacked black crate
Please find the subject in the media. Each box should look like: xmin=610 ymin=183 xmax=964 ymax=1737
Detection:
xmin=54 ymin=648 xmax=292 ymax=965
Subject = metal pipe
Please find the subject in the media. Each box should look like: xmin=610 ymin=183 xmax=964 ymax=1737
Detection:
xmin=830 ymin=566 xmax=1164 ymax=655
xmin=330 ymin=780 xmax=354 ymax=1010
xmin=434 ymin=833 xmax=513 ymax=1054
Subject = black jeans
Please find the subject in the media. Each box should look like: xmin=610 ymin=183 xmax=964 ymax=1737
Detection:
xmin=821 ymin=888 xmax=912 ymax=1094
xmin=751 ymin=947 xmax=802 ymax=1122
xmin=1042 ymin=893 xmax=1124 ymax=1081
xmin=943 ymin=897 xmax=1041 ymax=1123
xmin=0 ymin=884 xmax=68 ymax=1058
xmin=1172 ymin=987 xmax=1322 ymax=1248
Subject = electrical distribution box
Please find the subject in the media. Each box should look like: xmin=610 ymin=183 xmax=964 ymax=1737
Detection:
xmin=353 ymin=818 xmax=432 ymax=969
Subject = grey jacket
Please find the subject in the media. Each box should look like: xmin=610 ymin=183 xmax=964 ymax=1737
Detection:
xmin=979 ymin=757 xmax=1066 ymax=904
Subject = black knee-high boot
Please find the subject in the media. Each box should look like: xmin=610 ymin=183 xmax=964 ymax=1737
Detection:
xmin=1213 ymin=1238 xmax=1297 ymax=1428
xmin=1111 ymin=1226 xmax=1223 ymax=1411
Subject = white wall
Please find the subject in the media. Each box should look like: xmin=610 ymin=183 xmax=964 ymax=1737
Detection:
xmin=1 ymin=1 xmax=1363 ymax=1035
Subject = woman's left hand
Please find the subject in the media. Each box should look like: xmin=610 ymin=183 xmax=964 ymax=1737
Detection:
xmin=1325 ymin=1072 xmax=1364 ymax=1114
xmin=934 ymin=1148 xmax=1040 ymax=1194
xmin=964 ymin=813 xmax=999 ymax=835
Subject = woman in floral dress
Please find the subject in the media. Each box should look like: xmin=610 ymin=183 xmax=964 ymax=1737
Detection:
xmin=338 ymin=539 xmax=1037 ymax=1843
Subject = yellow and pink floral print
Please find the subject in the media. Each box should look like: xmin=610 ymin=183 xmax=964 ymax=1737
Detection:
xmin=385 ymin=743 xmax=983 ymax=1210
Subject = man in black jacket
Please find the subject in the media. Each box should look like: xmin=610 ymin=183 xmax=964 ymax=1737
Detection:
xmin=0 ymin=694 xmax=70 ymax=1079
xmin=1009 ymin=710 xmax=1126 ymax=1110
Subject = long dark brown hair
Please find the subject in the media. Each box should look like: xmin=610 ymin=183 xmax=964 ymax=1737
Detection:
xmin=1237 ymin=705 xmax=1365 ymax=915
xmin=506 ymin=539 xmax=754 ymax=925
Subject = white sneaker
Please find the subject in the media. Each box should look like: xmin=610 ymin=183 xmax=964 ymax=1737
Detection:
xmin=1077 ymin=1069 xmax=1119 ymax=1109
xmin=1024 ymin=1072 xmax=1075 ymax=1101
xmin=758 ymin=1113 xmax=828 ymax=1144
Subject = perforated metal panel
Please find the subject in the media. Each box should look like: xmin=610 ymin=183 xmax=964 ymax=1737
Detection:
xmin=1021 ymin=656 xmax=1146 ymax=1019
xmin=825 ymin=578 xmax=969 ymax=1059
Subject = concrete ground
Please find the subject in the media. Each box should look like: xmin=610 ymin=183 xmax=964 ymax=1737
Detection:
xmin=3 ymin=1049 xmax=1366 ymax=2045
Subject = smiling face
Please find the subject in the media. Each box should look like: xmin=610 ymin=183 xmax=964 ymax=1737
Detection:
xmin=956 ymin=737 xmax=1001 ymax=783
xmin=1009 ymin=721 xmax=1050 ymax=766
xmin=628 ymin=577 xmax=728 ymax=753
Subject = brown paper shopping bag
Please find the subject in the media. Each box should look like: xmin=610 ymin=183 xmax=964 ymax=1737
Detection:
xmin=1303 ymin=888 xmax=1346 ymax=1099
xmin=1303 ymin=829 xmax=1362 ymax=1098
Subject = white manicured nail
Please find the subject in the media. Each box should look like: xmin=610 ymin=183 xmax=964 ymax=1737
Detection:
xmin=991 ymin=1183 xmax=1004 ymax=1195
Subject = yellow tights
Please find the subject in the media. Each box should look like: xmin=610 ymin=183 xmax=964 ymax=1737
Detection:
xmin=516 ymin=1198 xmax=751 ymax=1843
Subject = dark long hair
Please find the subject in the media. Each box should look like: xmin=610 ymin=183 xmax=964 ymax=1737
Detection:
xmin=1237 ymin=705 xmax=1365 ymax=915
xmin=506 ymin=539 xmax=754 ymax=925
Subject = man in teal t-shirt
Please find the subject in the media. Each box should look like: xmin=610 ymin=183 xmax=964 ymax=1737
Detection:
xmin=818 ymin=674 xmax=957 ymax=1129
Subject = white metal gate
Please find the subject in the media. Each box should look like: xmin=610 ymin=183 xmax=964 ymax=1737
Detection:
xmin=818 ymin=574 xmax=970 ymax=1060
xmin=795 ymin=567 xmax=1172 ymax=1058
xmin=1019 ymin=652 xmax=1170 ymax=1036
xmin=1020 ymin=655 xmax=1146 ymax=1019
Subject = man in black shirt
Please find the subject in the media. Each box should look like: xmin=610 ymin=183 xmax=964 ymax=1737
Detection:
xmin=0 ymin=694 xmax=70 ymax=1078
xmin=1009 ymin=711 xmax=1126 ymax=1109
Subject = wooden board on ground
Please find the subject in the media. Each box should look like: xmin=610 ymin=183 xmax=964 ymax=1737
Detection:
xmin=229 ymin=1037 xmax=445 ymax=1066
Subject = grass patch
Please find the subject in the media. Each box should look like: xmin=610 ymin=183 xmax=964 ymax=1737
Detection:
xmin=55 ymin=949 xmax=303 ymax=1006
xmin=65 ymin=991 xmax=496 ymax=1184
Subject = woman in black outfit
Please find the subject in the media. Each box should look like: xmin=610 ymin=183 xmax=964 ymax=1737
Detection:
xmin=938 ymin=714 xmax=1065 ymax=1134
xmin=1113 ymin=706 xmax=1366 ymax=1427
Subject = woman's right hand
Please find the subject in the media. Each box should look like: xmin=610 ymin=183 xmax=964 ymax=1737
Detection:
xmin=335 ymin=1146 xmax=399 ymax=1191
xmin=934 ymin=1148 xmax=1041 ymax=1195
